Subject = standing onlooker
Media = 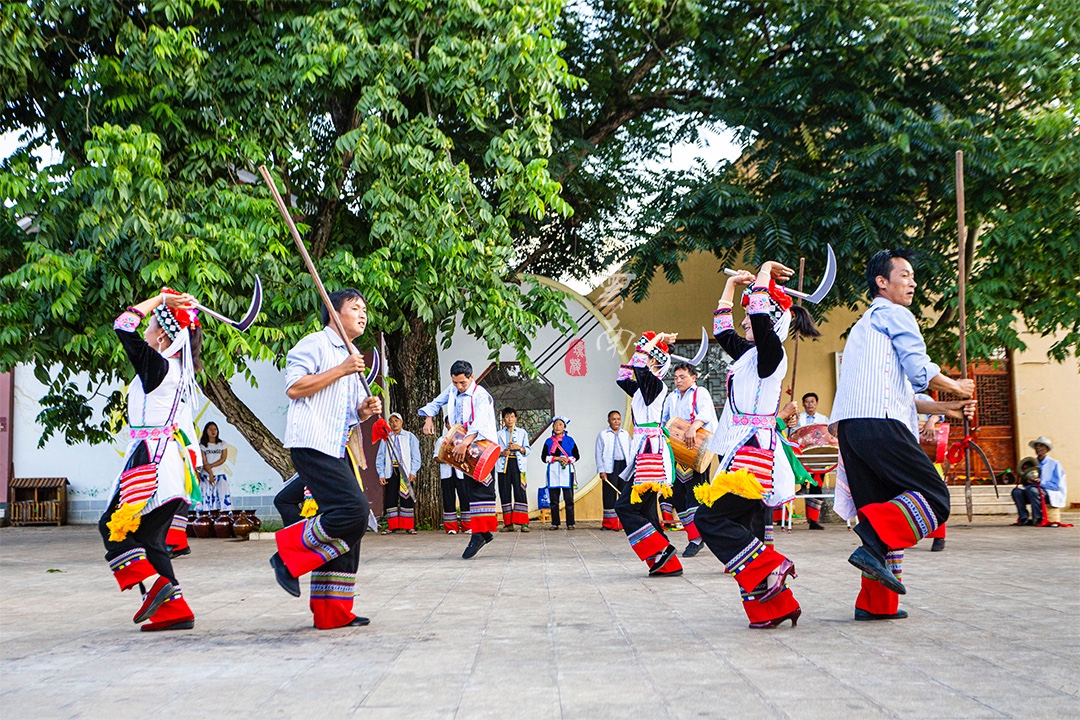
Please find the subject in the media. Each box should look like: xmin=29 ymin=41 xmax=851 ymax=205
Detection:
xmin=377 ymin=412 xmax=421 ymax=535
xmin=496 ymin=407 xmax=531 ymax=532
xmin=199 ymin=422 xmax=232 ymax=512
xmin=595 ymin=410 xmax=632 ymax=531
xmin=542 ymin=416 xmax=580 ymax=530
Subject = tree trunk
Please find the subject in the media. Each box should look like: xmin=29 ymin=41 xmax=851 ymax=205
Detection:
xmin=384 ymin=311 xmax=443 ymax=528
xmin=201 ymin=375 xmax=293 ymax=479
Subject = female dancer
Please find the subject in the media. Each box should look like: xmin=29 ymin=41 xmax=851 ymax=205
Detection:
xmin=694 ymin=262 xmax=819 ymax=628
xmin=100 ymin=289 xmax=203 ymax=631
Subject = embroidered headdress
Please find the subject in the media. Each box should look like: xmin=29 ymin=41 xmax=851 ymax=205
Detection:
xmin=742 ymin=280 xmax=793 ymax=342
xmin=635 ymin=332 xmax=671 ymax=378
xmin=151 ymin=288 xmax=201 ymax=405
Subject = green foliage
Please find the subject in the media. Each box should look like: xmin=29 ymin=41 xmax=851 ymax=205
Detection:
xmin=617 ymin=0 xmax=1080 ymax=361
xmin=0 ymin=0 xmax=575 ymax=446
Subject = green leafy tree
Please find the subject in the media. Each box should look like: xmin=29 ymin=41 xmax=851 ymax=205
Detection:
xmin=613 ymin=0 xmax=1080 ymax=362
xmin=0 ymin=0 xmax=575 ymax=524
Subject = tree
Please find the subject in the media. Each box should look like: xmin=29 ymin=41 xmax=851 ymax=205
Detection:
xmin=616 ymin=0 xmax=1080 ymax=362
xmin=0 ymin=0 xmax=575 ymax=524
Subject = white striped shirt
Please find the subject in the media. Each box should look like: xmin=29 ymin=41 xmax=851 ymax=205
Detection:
xmin=831 ymin=297 xmax=940 ymax=428
xmin=283 ymin=327 xmax=368 ymax=458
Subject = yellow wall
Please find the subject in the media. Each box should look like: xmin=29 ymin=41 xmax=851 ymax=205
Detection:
xmin=1012 ymin=329 xmax=1080 ymax=507
xmin=592 ymin=251 xmax=1078 ymax=507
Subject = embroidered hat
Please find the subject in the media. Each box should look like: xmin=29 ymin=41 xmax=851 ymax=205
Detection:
xmin=151 ymin=288 xmax=200 ymax=340
xmin=742 ymin=280 xmax=793 ymax=342
xmin=635 ymin=332 xmax=671 ymax=377
xmin=551 ymin=415 xmax=571 ymax=427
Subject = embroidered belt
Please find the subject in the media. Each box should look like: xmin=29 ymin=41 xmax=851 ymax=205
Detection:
xmin=129 ymin=424 xmax=179 ymax=440
xmin=731 ymin=414 xmax=774 ymax=429
xmin=634 ymin=423 xmax=664 ymax=438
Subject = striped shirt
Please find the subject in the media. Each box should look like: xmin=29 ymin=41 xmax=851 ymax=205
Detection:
xmin=283 ymin=327 xmax=368 ymax=458
xmin=831 ymin=297 xmax=940 ymax=428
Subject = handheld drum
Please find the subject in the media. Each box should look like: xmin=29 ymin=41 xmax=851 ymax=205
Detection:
xmin=437 ymin=423 xmax=500 ymax=483
xmin=665 ymin=417 xmax=716 ymax=473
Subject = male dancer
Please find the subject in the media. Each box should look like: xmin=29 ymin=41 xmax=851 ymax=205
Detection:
xmin=831 ymin=250 xmax=973 ymax=619
xmin=269 ymin=289 xmax=382 ymax=629
xmin=420 ymin=360 xmax=499 ymax=558
xmin=595 ymin=410 xmax=632 ymax=530
xmin=496 ymin=407 xmax=531 ymax=532
xmin=662 ymin=363 xmax=718 ymax=556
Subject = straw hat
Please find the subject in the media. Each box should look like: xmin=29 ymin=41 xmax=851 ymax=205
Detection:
xmin=1028 ymin=436 xmax=1053 ymax=451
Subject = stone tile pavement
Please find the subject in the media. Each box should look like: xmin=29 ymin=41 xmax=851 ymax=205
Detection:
xmin=1 ymin=517 xmax=1077 ymax=719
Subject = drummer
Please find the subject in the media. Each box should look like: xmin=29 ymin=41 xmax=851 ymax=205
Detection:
xmin=662 ymin=363 xmax=718 ymax=557
xmin=420 ymin=360 xmax=499 ymax=559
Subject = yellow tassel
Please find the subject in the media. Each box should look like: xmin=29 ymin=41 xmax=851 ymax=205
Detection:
xmin=106 ymin=501 xmax=147 ymax=542
xmin=300 ymin=498 xmax=319 ymax=518
xmin=630 ymin=481 xmax=674 ymax=504
xmin=694 ymin=468 xmax=765 ymax=508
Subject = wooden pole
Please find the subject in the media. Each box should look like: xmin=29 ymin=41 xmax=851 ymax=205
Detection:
xmin=258 ymin=165 xmax=370 ymax=394
xmin=956 ymin=151 xmax=974 ymax=522
xmin=788 ymin=257 xmax=806 ymax=403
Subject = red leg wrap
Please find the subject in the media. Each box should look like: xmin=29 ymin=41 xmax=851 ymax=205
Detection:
xmin=275 ymin=517 xmax=350 ymax=578
xmin=743 ymin=587 xmax=800 ymax=624
xmin=728 ymin=544 xmax=785 ymax=594
xmin=926 ymin=524 xmax=946 ymax=540
xmin=653 ymin=554 xmax=683 ymax=575
xmin=108 ymin=549 xmax=156 ymax=591
xmin=627 ymin=524 xmax=670 ymax=562
xmin=858 ymin=491 xmax=939 ymax=549
xmin=855 ymin=550 xmax=903 ymax=615
xmin=166 ymin=527 xmax=189 ymax=552
xmin=310 ymin=571 xmax=357 ymax=629
xmin=142 ymin=587 xmax=194 ymax=629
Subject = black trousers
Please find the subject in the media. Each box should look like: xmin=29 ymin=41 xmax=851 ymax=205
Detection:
xmin=602 ymin=459 xmax=628 ymax=510
xmin=382 ymin=467 xmax=415 ymax=518
xmin=837 ymin=419 xmax=951 ymax=524
xmin=288 ymin=447 xmax=369 ymax=575
xmin=615 ymin=482 xmax=664 ymax=539
xmin=672 ymin=470 xmax=708 ymax=513
xmin=497 ymin=459 xmax=527 ymax=510
xmin=549 ymin=486 xmax=575 ymax=526
xmin=99 ymin=442 xmax=185 ymax=583
xmin=441 ymin=473 xmax=471 ymax=519
xmin=695 ymin=493 xmax=766 ymax=563
xmin=275 ymin=473 xmax=305 ymax=527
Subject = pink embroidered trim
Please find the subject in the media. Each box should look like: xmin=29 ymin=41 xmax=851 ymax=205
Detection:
xmin=746 ymin=292 xmax=771 ymax=315
xmin=130 ymin=424 xmax=179 ymax=440
xmin=114 ymin=312 xmax=142 ymax=332
xmin=630 ymin=353 xmax=648 ymax=368
xmin=617 ymin=365 xmax=634 ymax=381
xmin=731 ymin=414 xmax=774 ymax=428
xmin=714 ymin=310 xmax=734 ymax=334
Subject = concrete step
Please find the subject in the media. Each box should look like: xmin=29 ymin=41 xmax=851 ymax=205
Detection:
xmin=948 ymin=485 xmax=1014 ymax=515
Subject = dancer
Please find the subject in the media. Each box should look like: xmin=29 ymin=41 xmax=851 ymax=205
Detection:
xmin=595 ymin=410 xmax=632 ymax=530
xmin=496 ymin=407 xmax=531 ymax=532
xmin=435 ymin=417 xmax=471 ymax=534
xmin=420 ymin=360 xmax=498 ymax=558
xmin=662 ymin=363 xmax=718 ymax=556
xmin=693 ymin=262 xmax=820 ymax=629
xmin=377 ymin=412 xmax=421 ymax=535
xmin=614 ymin=332 xmax=683 ymax=576
xmin=101 ymin=289 xmax=203 ymax=632
xmin=831 ymin=249 xmax=973 ymax=621
xmin=269 ymin=288 xmax=382 ymax=630
xmin=542 ymin=416 xmax=580 ymax=530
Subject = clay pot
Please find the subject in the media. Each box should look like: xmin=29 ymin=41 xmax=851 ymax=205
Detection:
xmin=213 ymin=512 xmax=234 ymax=539
xmin=192 ymin=513 xmax=214 ymax=539
xmin=232 ymin=511 xmax=255 ymax=541
xmin=186 ymin=511 xmax=197 ymax=538
xmin=247 ymin=509 xmax=262 ymax=533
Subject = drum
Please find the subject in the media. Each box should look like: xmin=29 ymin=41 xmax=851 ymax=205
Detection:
xmin=665 ymin=417 xmax=715 ymax=473
xmin=437 ymin=423 xmax=500 ymax=482
xmin=788 ymin=424 xmax=839 ymax=476
xmin=919 ymin=422 xmax=950 ymax=464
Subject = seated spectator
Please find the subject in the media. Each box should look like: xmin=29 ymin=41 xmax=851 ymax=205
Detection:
xmin=1031 ymin=437 xmax=1068 ymax=527
xmin=1012 ymin=456 xmax=1045 ymax=526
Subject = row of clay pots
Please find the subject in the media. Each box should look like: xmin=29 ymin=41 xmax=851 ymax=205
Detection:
xmin=186 ymin=510 xmax=262 ymax=541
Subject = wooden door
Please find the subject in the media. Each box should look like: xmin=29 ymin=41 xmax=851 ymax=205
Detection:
xmin=940 ymin=357 xmax=1016 ymax=485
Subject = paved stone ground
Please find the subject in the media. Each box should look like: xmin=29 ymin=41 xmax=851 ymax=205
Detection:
xmin=2 ymin=517 xmax=1078 ymax=720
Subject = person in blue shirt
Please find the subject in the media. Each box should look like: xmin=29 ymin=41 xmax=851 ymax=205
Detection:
xmin=1013 ymin=437 xmax=1068 ymax=527
xmin=831 ymin=250 xmax=974 ymax=621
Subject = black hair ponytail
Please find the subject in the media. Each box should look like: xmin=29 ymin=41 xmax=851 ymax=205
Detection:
xmin=790 ymin=305 xmax=820 ymax=339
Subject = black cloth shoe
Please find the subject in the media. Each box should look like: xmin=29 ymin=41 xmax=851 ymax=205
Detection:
xmin=169 ymin=546 xmax=192 ymax=558
xmin=854 ymin=608 xmax=909 ymax=621
xmin=682 ymin=541 xmax=703 ymax=558
xmin=649 ymin=545 xmax=678 ymax=576
xmin=462 ymin=533 xmax=491 ymax=559
xmin=316 ymin=616 xmax=371 ymax=629
xmin=848 ymin=546 xmax=906 ymax=595
xmin=852 ymin=521 xmax=888 ymax=560
xmin=930 ymin=537 xmax=946 ymax=552
xmin=270 ymin=553 xmax=301 ymax=597
xmin=807 ymin=520 xmax=825 ymax=530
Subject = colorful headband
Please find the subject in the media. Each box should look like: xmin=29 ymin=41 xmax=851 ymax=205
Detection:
xmin=635 ymin=332 xmax=670 ymax=368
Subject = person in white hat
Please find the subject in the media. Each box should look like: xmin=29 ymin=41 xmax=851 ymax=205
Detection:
xmin=1030 ymin=437 xmax=1067 ymax=527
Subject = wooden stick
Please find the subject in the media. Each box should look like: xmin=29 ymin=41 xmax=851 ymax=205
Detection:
xmin=788 ymin=257 xmax=806 ymax=402
xmin=258 ymin=164 xmax=370 ymax=393
xmin=956 ymin=150 xmax=974 ymax=521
